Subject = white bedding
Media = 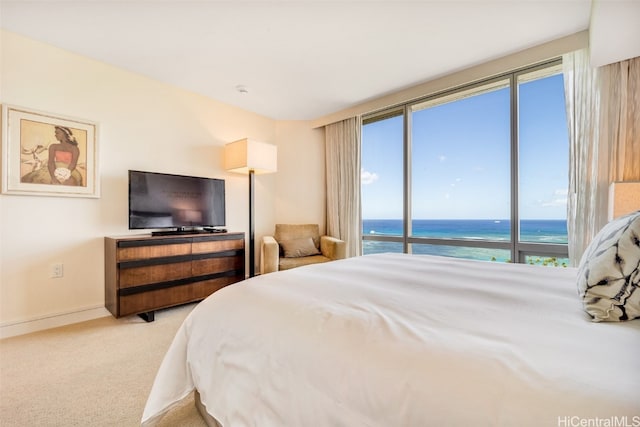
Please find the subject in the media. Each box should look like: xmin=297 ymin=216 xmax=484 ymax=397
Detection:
xmin=142 ymin=253 xmax=640 ymax=426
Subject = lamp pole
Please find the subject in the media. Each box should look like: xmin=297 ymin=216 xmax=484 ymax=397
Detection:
xmin=248 ymin=169 xmax=255 ymax=277
xmin=224 ymin=138 xmax=276 ymax=278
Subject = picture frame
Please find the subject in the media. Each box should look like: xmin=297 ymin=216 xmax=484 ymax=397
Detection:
xmin=1 ymin=104 xmax=99 ymax=198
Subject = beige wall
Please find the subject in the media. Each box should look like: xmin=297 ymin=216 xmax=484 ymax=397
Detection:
xmin=274 ymin=121 xmax=326 ymax=233
xmin=0 ymin=31 xmax=325 ymax=337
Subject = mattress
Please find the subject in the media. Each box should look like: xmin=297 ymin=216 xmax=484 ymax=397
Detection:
xmin=142 ymin=253 xmax=640 ymax=426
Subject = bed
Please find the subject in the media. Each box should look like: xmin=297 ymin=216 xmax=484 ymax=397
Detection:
xmin=141 ymin=250 xmax=640 ymax=427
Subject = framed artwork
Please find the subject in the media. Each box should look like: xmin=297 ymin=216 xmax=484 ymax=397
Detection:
xmin=1 ymin=105 xmax=99 ymax=197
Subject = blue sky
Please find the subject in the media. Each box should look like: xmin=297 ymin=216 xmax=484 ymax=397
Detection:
xmin=362 ymin=73 xmax=569 ymax=220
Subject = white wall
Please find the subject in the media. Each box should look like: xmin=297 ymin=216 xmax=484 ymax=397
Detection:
xmin=589 ymin=0 xmax=640 ymax=68
xmin=313 ymin=31 xmax=588 ymax=128
xmin=0 ymin=31 xmax=322 ymax=337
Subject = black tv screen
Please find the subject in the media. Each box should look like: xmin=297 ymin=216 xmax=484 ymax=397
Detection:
xmin=128 ymin=170 xmax=226 ymax=230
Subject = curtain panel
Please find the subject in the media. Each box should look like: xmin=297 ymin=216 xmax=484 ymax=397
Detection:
xmin=600 ymin=56 xmax=640 ymax=182
xmin=325 ymin=117 xmax=362 ymax=258
xmin=564 ymin=50 xmax=640 ymax=265
xmin=563 ymin=49 xmax=608 ymax=266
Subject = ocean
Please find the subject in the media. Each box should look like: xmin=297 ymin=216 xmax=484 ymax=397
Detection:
xmin=362 ymin=219 xmax=568 ymax=264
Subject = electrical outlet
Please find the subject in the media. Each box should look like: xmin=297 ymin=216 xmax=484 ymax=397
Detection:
xmin=51 ymin=263 xmax=64 ymax=278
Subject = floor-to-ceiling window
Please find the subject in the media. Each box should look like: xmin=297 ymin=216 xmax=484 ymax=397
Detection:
xmin=361 ymin=109 xmax=405 ymax=254
xmin=361 ymin=60 xmax=569 ymax=265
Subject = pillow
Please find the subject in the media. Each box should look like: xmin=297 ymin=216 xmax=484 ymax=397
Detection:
xmin=279 ymin=237 xmax=320 ymax=258
xmin=577 ymin=211 xmax=640 ymax=322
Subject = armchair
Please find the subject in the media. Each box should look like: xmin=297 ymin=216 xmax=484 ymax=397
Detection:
xmin=260 ymin=224 xmax=346 ymax=274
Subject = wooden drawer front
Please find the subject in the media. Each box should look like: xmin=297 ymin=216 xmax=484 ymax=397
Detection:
xmin=118 ymin=242 xmax=191 ymax=261
xmin=119 ymin=286 xmax=198 ymax=317
xmin=192 ymin=238 xmax=243 ymax=254
xmin=191 ymin=276 xmax=242 ymax=299
xmin=192 ymin=255 xmax=243 ymax=277
xmin=118 ymin=277 xmax=240 ymax=316
xmin=119 ymin=261 xmax=192 ymax=288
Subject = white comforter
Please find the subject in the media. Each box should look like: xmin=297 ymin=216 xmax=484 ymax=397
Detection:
xmin=142 ymin=253 xmax=640 ymax=426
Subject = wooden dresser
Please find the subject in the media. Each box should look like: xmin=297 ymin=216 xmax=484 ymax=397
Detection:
xmin=105 ymin=232 xmax=245 ymax=321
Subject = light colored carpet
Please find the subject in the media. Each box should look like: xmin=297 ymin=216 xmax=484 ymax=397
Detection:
xmin=0 ymin=303 xmax=208 ymax=427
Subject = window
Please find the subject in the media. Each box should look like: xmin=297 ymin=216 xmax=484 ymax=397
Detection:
xmin=361 ymin=110 xmax=404 ymax=254
xmin=361 ymin=60 xmax=569 ymax=265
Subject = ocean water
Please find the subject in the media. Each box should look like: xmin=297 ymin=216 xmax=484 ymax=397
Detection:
xmin=362 ymin=219 xmax=568 ymax=264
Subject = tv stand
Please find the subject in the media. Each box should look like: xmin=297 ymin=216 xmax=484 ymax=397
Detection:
xmin=105 ymin=232 xmax=245 ymax=321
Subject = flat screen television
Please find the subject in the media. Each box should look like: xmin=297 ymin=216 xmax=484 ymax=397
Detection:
xmin=128 ymin=170 xmax=226 ymax=234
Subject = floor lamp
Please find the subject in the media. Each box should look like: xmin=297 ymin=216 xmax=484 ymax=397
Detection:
xmin=224 ymin=139 xmax=278 ymax=277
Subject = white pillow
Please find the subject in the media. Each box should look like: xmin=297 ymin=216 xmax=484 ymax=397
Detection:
xmin=576 ymin=211 xmax=640 ymax=322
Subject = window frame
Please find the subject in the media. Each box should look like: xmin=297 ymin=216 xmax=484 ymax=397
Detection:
xmin=361 ymin=59 xmax=568 ymax=264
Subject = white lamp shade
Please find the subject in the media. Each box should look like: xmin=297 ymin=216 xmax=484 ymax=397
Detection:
xmin=609 ymin=181 xmax=640 ymax=219
xmin=224 ymin=138 xmax=277 ymax=174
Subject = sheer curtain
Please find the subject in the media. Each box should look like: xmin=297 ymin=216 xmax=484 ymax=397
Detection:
xmin=325 ymin=117 xmax=361 ymax=258
xmin=563 ymin=49 xmax=608 ymax=266
xmin=564 ymin=50 xmax=640 ymax=266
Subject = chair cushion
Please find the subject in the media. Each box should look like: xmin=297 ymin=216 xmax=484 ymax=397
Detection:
xmin=280 ymin=237 xmax=320 ymax=258
xmin=279 ymin=255 xmax=332 ymax=271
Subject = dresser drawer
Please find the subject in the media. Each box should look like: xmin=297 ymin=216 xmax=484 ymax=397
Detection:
xmin=118 ymin=241 xmax=191 ymax=261
xmin=119 ymin=260 xmax=192 ymax=288
xmin=119 ymin=285 xmax=198 ymax=317
xmin=192 ymin=238 xmax=244 ymax=254
xmin=192 ymin=254 xmax=244 ymax=276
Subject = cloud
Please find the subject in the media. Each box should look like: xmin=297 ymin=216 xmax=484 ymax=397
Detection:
xmin=541 ymin=189 xmax=569 ymax=207
xmin=542 ymin=197 xmax=568 ymax=207
xmin=361 ymin=168 xmax=379 ymax=185
xmin=438 ymin=155 xmax=447 ymax=163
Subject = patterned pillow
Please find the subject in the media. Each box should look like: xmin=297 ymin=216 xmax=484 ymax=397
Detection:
xmin=577 ymin=211 xmax=640 ymax=322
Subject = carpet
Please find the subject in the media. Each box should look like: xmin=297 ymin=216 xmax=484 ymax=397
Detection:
xmin=0 ymin=303 xmax=207 ymax=427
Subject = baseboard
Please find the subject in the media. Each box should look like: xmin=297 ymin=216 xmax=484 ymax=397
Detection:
xmin=0 ymin=305 xmax=111 ymax=339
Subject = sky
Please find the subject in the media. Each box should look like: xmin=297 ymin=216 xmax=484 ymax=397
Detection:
xmin=361 ymin=73 xmax=569 ymax=221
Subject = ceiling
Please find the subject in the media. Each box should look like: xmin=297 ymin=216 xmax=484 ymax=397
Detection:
xmin=1 ymin=1 xmax=593 ymax=121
